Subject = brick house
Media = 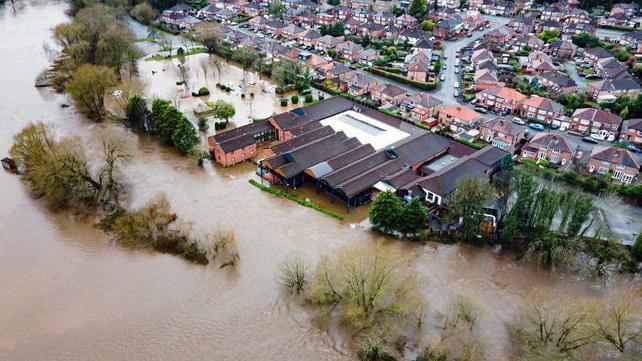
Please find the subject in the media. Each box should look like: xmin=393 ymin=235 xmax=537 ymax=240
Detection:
xmin=475 ymin=86 xmax=527 ymax=115
xmin=570 ymin=108 xmax=623 ymax=141
xmin=588 ymin=146 xmax=640 ymax=184
xmin=590 ymin=78 xmax=642 ymax=103
xmin=620 ymin=118 xmax=642 ymax=145
xmin=537 ymin=71 xmax=577 ymax=95
xmin=438 ymin=105 xmax=484 ymax=132
xmin=209 ymin=121 xmax=275 ymax=167
xmin=520 ymin=133 xmax=574 ymax=166
xmin=479 ymin=117 xmax=526 ymax=150
xmin=520 ymin=96 xmax=564 ymax=124
xmin=369 ymin=83 xmax=407 ymax=106
xmin=401 ymin=93 xmax=443 ymax=125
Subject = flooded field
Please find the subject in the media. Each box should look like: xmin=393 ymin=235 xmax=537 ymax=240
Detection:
xmin=0 ymin=2 xmax=639 ymax=361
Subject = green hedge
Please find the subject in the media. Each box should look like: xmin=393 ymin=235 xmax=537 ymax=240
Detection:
xmin=312 ymin=82 xmax=341 ymax=96
xmin=248 ymin=179 xmax=345 ymax=221
xmin=367 ymin=67 xmax=439 ymax=91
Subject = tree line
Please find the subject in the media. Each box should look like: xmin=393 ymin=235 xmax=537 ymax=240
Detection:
xmin=369 ymin=171 xmax=641 ymax=275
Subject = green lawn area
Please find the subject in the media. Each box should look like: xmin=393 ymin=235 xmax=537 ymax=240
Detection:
xmin=146 ymin=47 xmax=208 ymax=62
xmin=133 ymin=37 xmax=155 ymax=43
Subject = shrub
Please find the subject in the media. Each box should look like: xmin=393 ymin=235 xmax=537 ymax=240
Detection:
xmin=241 ymin=93 xmax=246 ymax=99
xmin=280 ymin=99 xmax=288 ymax=107
xmin=291 ymin=95 xmax=299 ymax=104
xmin=192 ymin=87 xmax=210 ymax=97
xmin=304 ymin=94 xmax=313 ymax=103
xmin=318 ymin=93 xmax=325 ymax=100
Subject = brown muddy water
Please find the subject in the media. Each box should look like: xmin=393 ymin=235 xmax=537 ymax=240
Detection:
xmin=0 ymin=2 xmax=638 ymax=360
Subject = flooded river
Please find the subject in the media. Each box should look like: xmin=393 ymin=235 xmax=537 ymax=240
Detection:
xmin=0 ymin=2 xmax=638 ymax=360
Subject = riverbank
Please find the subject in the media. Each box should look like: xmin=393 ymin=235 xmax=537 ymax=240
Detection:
xmin=0 ymin=2 xmax=639 ymax=361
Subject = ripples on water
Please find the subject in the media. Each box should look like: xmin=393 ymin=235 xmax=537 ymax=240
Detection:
xmin=0 ymin=2 xmax=638 ymax=360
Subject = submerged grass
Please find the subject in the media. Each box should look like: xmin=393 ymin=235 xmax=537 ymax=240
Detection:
xmin=248 ymin=179 xmax=345 ymax=221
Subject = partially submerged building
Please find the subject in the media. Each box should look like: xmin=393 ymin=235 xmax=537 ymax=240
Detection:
xmin=255 ymin=97 xmax=510 ymax=211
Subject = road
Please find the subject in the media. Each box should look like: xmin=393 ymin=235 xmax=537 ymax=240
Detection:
xmin=562 ymin=61 xmax=589 ymax=92
xmin=432 ymin=15 xmax=510 ymax=107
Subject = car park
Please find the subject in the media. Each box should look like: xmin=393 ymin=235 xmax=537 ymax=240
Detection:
xmin=528 ymin=123 xmax=545 ymax=131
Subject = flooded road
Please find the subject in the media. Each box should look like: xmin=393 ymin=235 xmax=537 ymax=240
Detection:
xmin=0 ymin=2 xmax=638 ymax=361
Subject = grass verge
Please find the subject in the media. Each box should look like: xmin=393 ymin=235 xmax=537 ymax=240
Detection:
xmin=249 ymin=179 xmax=345 ymax=221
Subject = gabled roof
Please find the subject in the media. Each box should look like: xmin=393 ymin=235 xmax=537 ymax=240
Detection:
xmin=590 ymin=146 xmax=640 ymax=169
xmin=572 ymin=108 xmax=623 ymax=127
xmin=527 ymin=133 xmax=574 ymax=154
xmin=480 ymin=117 xmax=521 ymax=137
xmin=480 ymin=86 xmax=527 ymax=103
xmin=522 ymin=96 xmax=564 ymax=114
xmin=440 ymin=105 xmax=483 ymax=124
xmin=540 ymin=71 xmax=577 ymax=88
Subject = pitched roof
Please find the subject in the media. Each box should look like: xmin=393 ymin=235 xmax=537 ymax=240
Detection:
xmin=480 ymin=86 xmax=527 ymax=103
xmin=572 ymin=108 xmax=623 ymax=127
xmin=211 ymin=120 xmax=273 ymax=153
xmin=480 ymin=117 xmax=521 ymax=137
xmin=271 ymin=97 xmax=354 ymax=131
xmin=440 ymin=105 xmax=483 ymax=123
xmin=522 ymin=96 xmax=564 ymax=114
xmin=590 ymin=146 xmax=640 ymax=169
xmin=527 ymin=133 xmax=574 ymax=154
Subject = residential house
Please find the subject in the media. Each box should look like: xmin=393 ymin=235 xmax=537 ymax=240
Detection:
xmin=401 ymin=93 xmax=443 ymax=124
xmin=590 ymin=78 xmax=642 ymax=103
xmin=520 ymin=133 xmax=575 ymax=166
xmin=438 ymin=105 xmax=484 ymax=132
xmin=527 ymin=51 xmax=557 ymax=74
xmin=370 ymin=83 xmax=407 ymax=106
xmin=597 ymin=57 xmax=630 ymax=80
xmin=483 ymin=26 xmax=514 ymax=47
xmin=395 ymin=14 xmax=418 ymax=28
xmin=537 ymin=71 xmax=577 ymax=95
xmin=546 ymin=40 xmax=577 ymax=60
xmin=339 ymin=71 xmax=379 ymax=96
xmin=584 ymin=47 xmax=614 ymax=67
xmin=571 ymin=108 xmax=623 ymax=141
xmin=475 ymin=86 xmax=528 ymax=115
xmin=438 ymin=0 xmax=461 ymax=9
xmin=316 ymin=35 xmax=344 ymax=53
xmin=520 ymin=96 xmax=564 ymax=124
xmin=474 ymin=69 xmax=500 ymax=91
xmin=335 ymin=41 xmax=364 ymax=61
xmin=479 ymin=117 xmax=526 ymax=150
xmin=588 ymin=146 xmax=640 ymax=184
xmin=358 ymin=49 xmax=379 ymax=67
xmin=299 ymin=29 xmax=321 ymax=48
xmin=620 ymin=118 xmax=642 ymax=145
xmin=620 ymin=32 xmax=642 ymax=53
xmin=612 ymin=3 xmax=640 ymax=17
xmin=434 ymin=17 xmax=464 ymax=40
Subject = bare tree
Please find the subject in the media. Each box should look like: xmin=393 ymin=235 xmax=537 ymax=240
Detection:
xmin=595 ymin=291 xmax=641 ymax=353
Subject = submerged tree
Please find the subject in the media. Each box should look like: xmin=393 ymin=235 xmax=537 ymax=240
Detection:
xmin=10 ymin=123 xmax=130 ymax=210
xmin=66 ymin=64 xmax=117 ymax=120
xmin=171 ymin=117 xmax=199 ymax=155
xmin=307 ymin=246 xmax=423 ymax=335
xmin=400 ymin=197 xmax=428 ymax=238
xmin=449 ymin=177 xmax=494 ymax=246
xmin=125 ymin=93 xmax=151 ymax=131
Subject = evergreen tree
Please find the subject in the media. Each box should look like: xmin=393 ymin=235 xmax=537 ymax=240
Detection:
xmin=409 ymin=0 xmax=427 ymax=17
xmin=400 ymin=197 xmax=428 ymax=237
xmin=150 ymin=98 xmax=170 ymax=130
xmin=156 ymin=105 xmax=182 ymax=145
xmin=369 ymin=191 xmax=403 ymax=235
xmin=632 ymin=231 xmax=642 ymax=263
xmin=126 ymin=94 xmax=151 ymax=131
xmin=171 ymin=117 xmax=199 ymax=156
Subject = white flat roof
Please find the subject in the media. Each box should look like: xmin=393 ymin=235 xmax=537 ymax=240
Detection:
xmin=320 ymin=110 xmax=410 ymax=150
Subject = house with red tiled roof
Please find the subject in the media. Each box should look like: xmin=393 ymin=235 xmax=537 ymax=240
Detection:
xmin=475 ymin=86 xmax=528 ymax=115
xmin=479 ymin=117 xmax=526 ymax=150
xmin=438 ymin=105 xmax=484 ymax=132
xmin=520 ymin=96 xmax=564 ymax=124
xmin=588 ymin=146 xmax=640 ymax=184
xmin=570 ymin=108 xmax=623 ymax=141
xmin=520 ymin=133 xmax=575 ymax=166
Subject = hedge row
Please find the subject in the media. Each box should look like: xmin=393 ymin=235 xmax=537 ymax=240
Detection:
xmin=311 ymin=82 xmax=341 ymax=96
xmin=367 ymin=67 xmax=439 ymax=91
xmin=248 ymin=179 xmax=345 ymax=221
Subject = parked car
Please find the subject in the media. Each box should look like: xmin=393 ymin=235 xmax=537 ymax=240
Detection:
xmin=474 ymin=106 xmax=487 ymax=114
xmin=528 ymin=123 xmax=545 ymax=131
xmin=454 ymin=90 xmax=460 ymax=97
xmin=582 ymin=136 xmax=598 ymax=144
xmin=467 ymin=33 xmax=473 ymax=37
xmin=550 ymin=124 xmax=560 ymax=130
xmin=454 ymin=68 xmax=459 ymax=74
xmin=627 ymin=145 xmax=641 ymax=153
xmin=453 ymin=81 xmax=459 ymax=88
xmin=440 ymin=74 xmax=445 ymax=81
xmin=512 ymin=117 xmax=526 ymax=125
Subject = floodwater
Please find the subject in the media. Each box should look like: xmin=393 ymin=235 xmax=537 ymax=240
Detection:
xmin=0 ymin=2 xmax=639 ymax=361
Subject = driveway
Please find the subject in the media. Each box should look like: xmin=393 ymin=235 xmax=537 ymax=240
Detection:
xmin=562 ymin=61 xmax=589 ymax=92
